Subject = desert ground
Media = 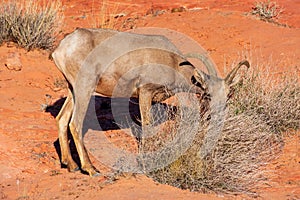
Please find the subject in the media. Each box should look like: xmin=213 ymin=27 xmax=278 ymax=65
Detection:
xmin=0 ymin=0 xmax=299 ymax=199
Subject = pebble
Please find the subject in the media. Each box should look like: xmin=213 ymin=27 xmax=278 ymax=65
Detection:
xmin=5 ymin=52 xmax=22 ymax=71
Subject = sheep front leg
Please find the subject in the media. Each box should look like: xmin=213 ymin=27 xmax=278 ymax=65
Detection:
xmin=138 ymin=87 xmax=153 ymax=127
xmin=137 ymin=86 xmax=154 ymax=171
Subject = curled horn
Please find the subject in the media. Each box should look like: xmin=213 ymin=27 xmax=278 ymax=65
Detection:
xmin=225 ymin=60 xmax=250 ymax=85
xmin=185 ymin=53 xmax=217 ymax=77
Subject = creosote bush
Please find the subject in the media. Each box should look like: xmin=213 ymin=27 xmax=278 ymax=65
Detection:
xmin=251 ymin=0 xmax=283 ymax=21
xmin=0 ymin=0 xmax=63 ymax=50
xmin=144 ymin=65 xmax=299 ymax=195
xmin=230 ymin=65 xmax=300 ymax=133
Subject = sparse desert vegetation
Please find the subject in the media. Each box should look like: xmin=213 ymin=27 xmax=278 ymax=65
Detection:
xmin=0 ymin=0 xmax=299 ymax=199
xmin=251 ymin=0 xmax=283 ymax=22
xmin=0 ymin=0 xmax=63 ymax=50
xmin=144 ymin=64 xmax=299 ymax=195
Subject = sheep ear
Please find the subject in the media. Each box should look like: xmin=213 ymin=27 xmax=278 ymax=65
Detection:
xmin=193 ymin=69 xmax=208 ymax=90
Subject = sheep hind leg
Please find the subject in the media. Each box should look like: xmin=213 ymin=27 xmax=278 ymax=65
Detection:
xmin=68 ymin=77 xmax=100 ymax=177
xmin=69 ymin=120 xmax=100 ymax=177
xmin=56 ymin=90 xmax=79 ymax=172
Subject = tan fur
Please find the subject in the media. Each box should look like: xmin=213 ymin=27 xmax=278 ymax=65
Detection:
xmin=52 ymin=28 xmax=249 ymax=176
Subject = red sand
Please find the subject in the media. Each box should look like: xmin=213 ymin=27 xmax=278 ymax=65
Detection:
xmin=0 ymin=0 xmax=299 ymax=199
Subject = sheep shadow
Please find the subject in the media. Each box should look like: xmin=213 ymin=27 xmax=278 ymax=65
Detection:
xmin=46 ymin=95 xmax=177 ymax=170
xmin=47 ymin=95 xmax=177 ymax=132
xmin=46 ymin=96 xmax=141 ymax=130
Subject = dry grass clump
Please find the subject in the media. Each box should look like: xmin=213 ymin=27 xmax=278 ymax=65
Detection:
xmin=135 ymin=94 xmax=204 ymax=172
xmin=144 ymin=66 xmax=299 ymax=195
xmin=0 ymin=0 xmax=63 ymax=50
xmin=91 ymin=0 xmax=131 ymax=30
xmin=92 ymin=0 xmax=121 ymax=29
xmin=251 ymin=0 xmax=283 ymax=21
xmin=231 ymin=66 xmax=300 ymax=133
xmin=0 ymin=2 xmax=10 ymax=44
xmin=148 ymin=114 xmax=282 ymax=195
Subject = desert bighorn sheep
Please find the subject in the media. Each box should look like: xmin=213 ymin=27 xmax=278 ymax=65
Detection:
xmin=52 ymin=28 xmax=249 ymax=176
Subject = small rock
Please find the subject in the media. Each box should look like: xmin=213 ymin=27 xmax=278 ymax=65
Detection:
xmin=114 ymin=13 xmax=126 ymax=18
xmin=5 ymin=52 xmax=22 ymax=71
xmin=33 ymin=146 xmax=40 ymax=154
xmin=171 ymin=7 xmax=186 ymax=13
xmin=6 ymin=42 xmax=15 ymax=48
xmin=41 ymin=104 xmax=48 ymax=111
xmin=40 ymin=143 xmax=48 ymax=152
xmin=22 ymin=169 xmax=36 ymax=174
